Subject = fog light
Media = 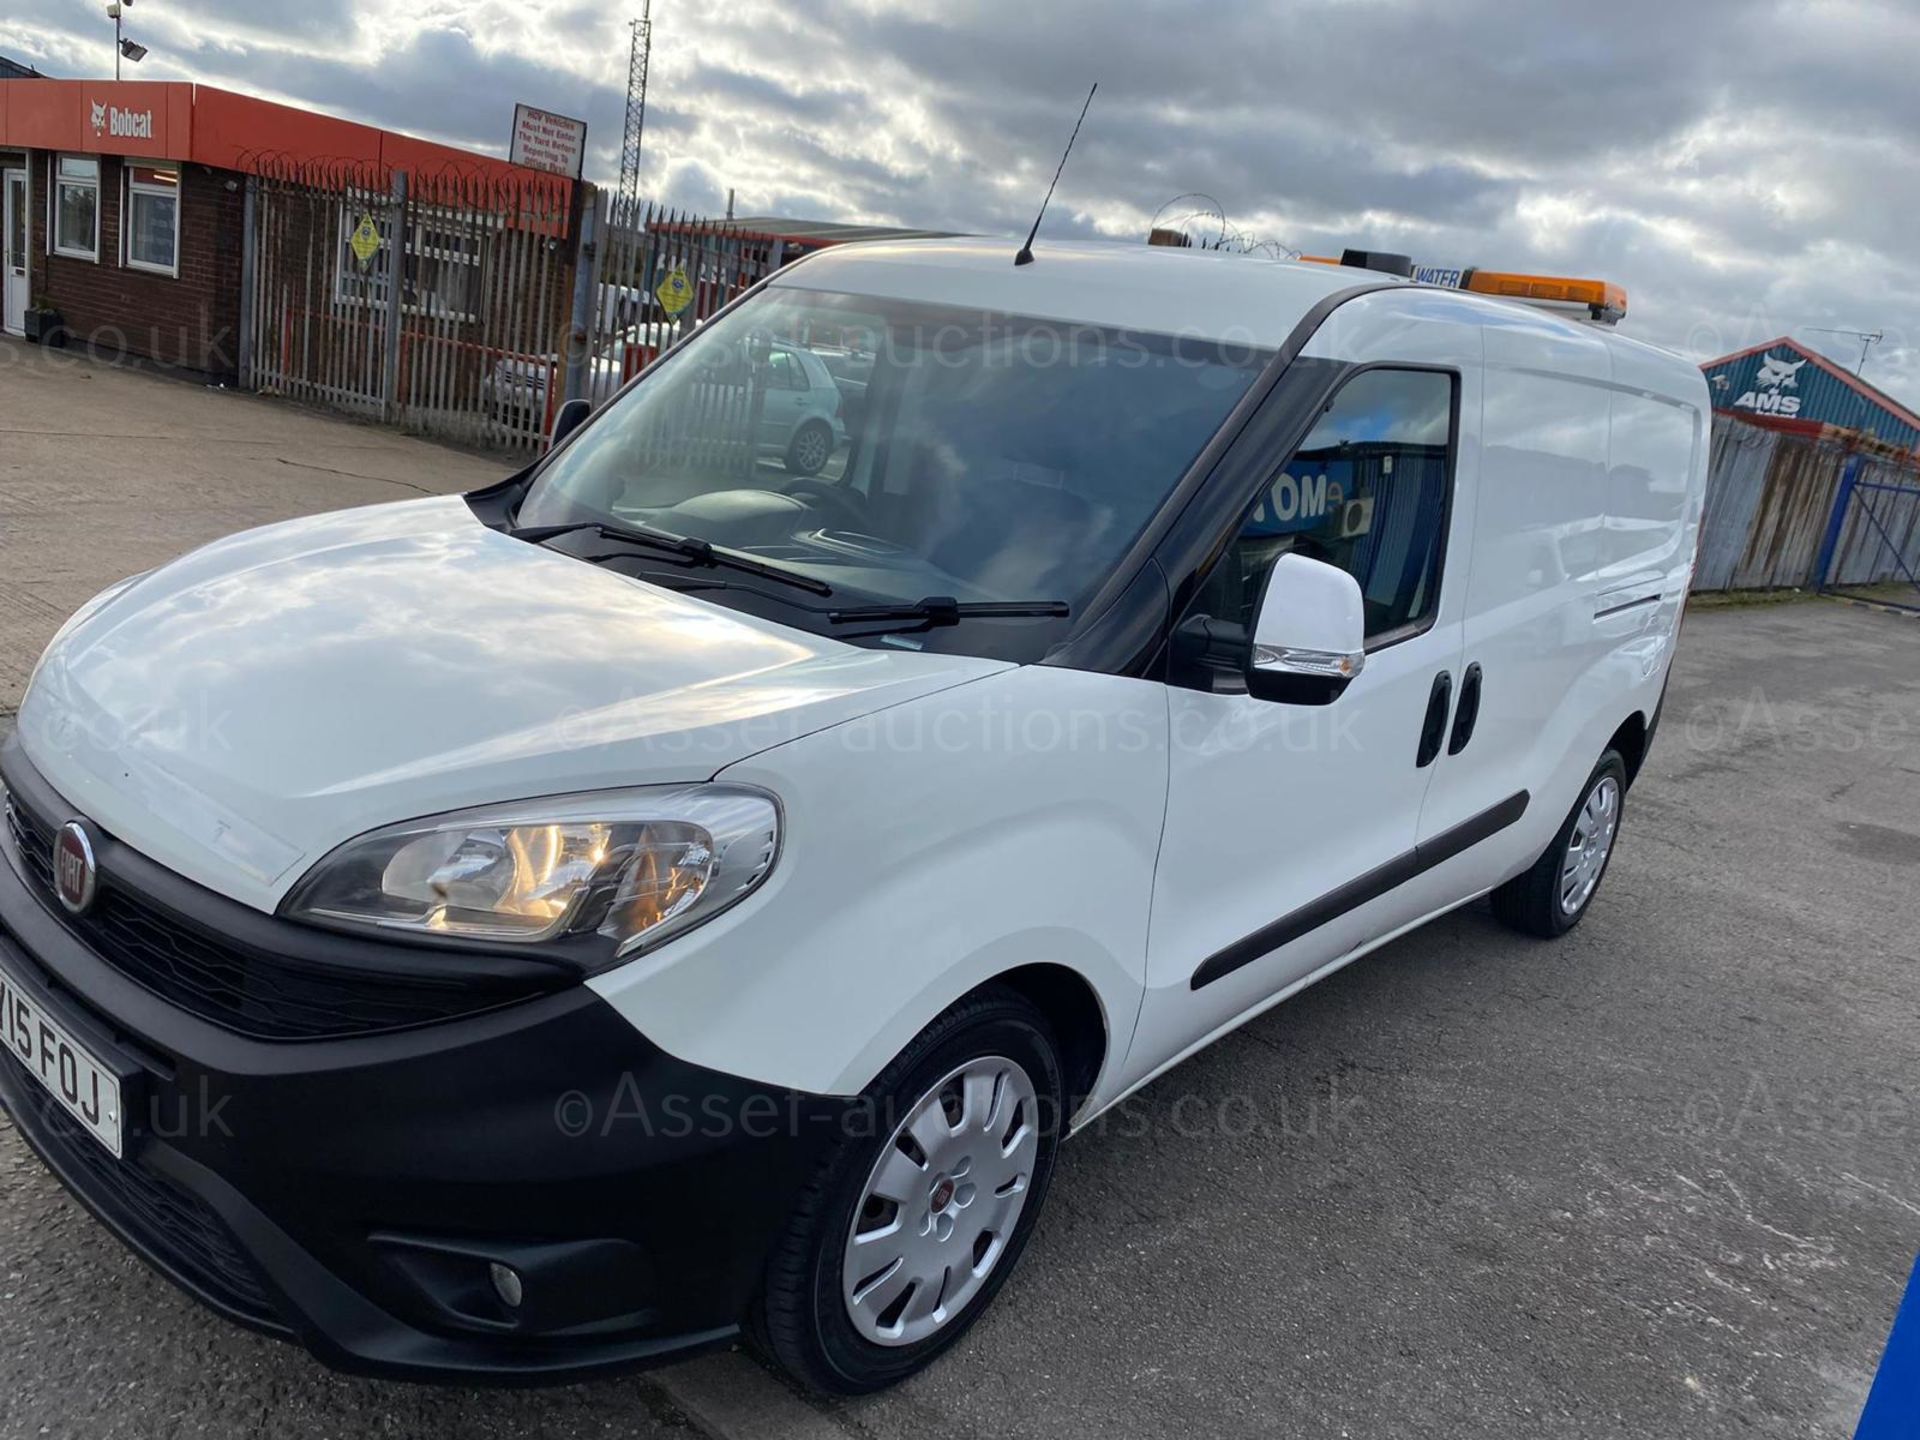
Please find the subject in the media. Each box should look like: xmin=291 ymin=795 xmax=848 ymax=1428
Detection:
xmin=489 ymin=1262 xmax=524 ymax=1310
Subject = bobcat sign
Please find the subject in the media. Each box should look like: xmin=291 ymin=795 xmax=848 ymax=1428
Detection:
xmin=1701 ymin=337 xmax=1920 ymax=451
xmin=88 ymin=99 xmax=155 ymax=141
xmin=1734 ymin=352 xmax=1807 ymax=418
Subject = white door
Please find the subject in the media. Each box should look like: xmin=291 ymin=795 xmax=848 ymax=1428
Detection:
xmin=2 ymin=170 xmax=27 ymax=336
xmin=1128 ymin=362 xmax=1476 ymax=1080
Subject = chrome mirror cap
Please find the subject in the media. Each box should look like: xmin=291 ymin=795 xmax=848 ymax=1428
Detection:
xmin=1251 ymin=644 xmax=1366 ymax=682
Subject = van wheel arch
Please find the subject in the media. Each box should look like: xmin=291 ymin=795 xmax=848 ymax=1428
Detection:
xmin=1608 ymin=711 xmax=1649 ymax=789
xmin=976 ymin=964 xmax=1108 ymax=1115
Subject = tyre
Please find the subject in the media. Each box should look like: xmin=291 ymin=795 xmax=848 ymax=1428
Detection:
xmin=784 ymin=420 xmax=834 ymax=477
xmin=1492 ymin=750 xmax=1627 ymax=938
xmin=750 ymin=986 xmax=1066 ymax=1395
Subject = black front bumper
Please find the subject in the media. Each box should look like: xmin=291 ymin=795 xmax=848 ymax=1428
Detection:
xmin=0 ymin=747 xmax=850 ymax=1384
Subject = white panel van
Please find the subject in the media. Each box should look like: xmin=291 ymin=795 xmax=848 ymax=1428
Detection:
xmin=0 ymin=240 xmax=1708 ymax=1393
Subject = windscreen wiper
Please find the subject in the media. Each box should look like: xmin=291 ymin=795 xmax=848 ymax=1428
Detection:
xmin=826 ymin=596 xmax=1070 ymax=630
xmin=510 ymin=520 xmax=833 ymax=596
xmin=605 ymin=572 xmax=838 ymax=614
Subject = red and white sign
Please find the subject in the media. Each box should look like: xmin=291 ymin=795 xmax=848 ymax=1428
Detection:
xmin=509 ymin=104 xmax=588 ymax=181
xmin=89 ymin=99 xmax=155 ymax=142
xmin=0 ymin=81 xmax=187 ymax=158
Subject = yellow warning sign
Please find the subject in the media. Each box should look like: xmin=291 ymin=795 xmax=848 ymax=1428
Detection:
xmin=349 ymin=216 xmax=383 ymax=268
xmin=656 ymin=266 xmax=694 ymax=317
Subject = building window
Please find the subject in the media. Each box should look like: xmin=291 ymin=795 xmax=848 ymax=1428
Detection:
xmin=124 ymin=164 xmax=181 ymax=276
xmin=52 ymin=155 xmax=100 ymax=261
xmin=409 ymin=219 xmax=483 ymax=322
xmin=336 ymin=207 xmax=484 ymax=323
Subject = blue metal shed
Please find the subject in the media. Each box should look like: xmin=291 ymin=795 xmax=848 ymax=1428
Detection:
xmin=1701 ymin=337 xmax=1920 ymax=452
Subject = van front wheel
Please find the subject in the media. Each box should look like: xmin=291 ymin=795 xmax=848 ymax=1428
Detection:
xmin=1493 ymin=750 xmax=1627 ymax=938
xmin=750 ymin=987 xmax=1065 ymax=1395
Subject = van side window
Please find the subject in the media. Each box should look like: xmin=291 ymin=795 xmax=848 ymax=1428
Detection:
xmin=1206 ymin=367 xmax=1456 ymax=643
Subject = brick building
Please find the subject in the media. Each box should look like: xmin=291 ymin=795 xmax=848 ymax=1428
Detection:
xmin=0 ymin=79 xmax=570 ymax=381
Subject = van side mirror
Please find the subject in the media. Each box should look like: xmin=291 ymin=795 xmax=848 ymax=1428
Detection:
xmin=550 ymin=398 xmax=592 ymax=448
xmin=1247 ymin=553 xmax=1367 ymax=705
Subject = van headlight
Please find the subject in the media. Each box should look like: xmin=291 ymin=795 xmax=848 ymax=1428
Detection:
xmin=283 ymin=786 xmax=779 ymax=959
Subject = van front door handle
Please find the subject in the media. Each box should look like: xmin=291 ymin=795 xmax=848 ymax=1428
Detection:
xmin=1448 ymin=663 xmax=1483 ymax=756
xmin=1417 ymin=670 xmax=1453 ymax=769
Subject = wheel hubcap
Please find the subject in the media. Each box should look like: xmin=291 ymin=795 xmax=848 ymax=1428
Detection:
xmin=1559 ymin=775 xmax=1621 ymax=916
xmin=795 ymin=430 xmax=828 ymax=469
xmin=842 ymin=1056 xmax=1040 ymax=1347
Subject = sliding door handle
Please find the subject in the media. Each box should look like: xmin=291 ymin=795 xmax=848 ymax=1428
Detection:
xmin=1448 ymin=663 xmax=1483 ymax=756
xmin=1417 ymin=670 xmax=1452 ymax=769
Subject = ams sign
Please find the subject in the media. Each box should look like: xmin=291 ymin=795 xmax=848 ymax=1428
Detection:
xmin=1732 ymin=353 xmax=1807 ymax=418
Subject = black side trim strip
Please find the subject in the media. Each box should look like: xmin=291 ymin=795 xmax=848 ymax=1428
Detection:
xmin=1191 ymin=851 xmax=1422 ymax=992
xmin=1414 ymin=789 xmax=1531 ymax=871
xmin=1595 ymin=593 xmax=1662 ymax=619
xmin=1190 ymin=790 xmax=1531 ymax=990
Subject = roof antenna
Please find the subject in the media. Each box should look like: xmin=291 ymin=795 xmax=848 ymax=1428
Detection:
xmin=1014 ymin=83 xmax=1097 ymax=267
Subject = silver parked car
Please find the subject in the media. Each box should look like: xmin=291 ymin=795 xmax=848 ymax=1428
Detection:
xmin=487 ymin=332 xmax=848 ymax=476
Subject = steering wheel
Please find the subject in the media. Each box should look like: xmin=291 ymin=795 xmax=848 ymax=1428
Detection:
xmin=782 ymin=478 xmax=870 ymax=529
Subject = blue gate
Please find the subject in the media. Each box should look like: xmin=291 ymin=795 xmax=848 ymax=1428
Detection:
xmin=1814 ymin=453 xmax=1920 ymax=613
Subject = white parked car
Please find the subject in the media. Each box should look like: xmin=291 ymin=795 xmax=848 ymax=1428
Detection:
xmin=487 ymin=331 xmax=849 ymax=476
xmin=0 ymin=239 xmax=1707 ymax=1395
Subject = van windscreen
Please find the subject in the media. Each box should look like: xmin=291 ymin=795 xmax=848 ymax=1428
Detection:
xmin=517 ymin=287 xmax=1271 ymax=616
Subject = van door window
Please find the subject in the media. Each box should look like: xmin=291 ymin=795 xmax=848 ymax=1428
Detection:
xmin=1204 ymin=367 xmax=1456 ymax=645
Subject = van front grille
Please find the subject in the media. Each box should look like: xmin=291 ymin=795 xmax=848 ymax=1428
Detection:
xmin=1 ymin=1048 xmax=284 ymax=1330
xmin=4 ymin=789 xmax=550 ymax=1042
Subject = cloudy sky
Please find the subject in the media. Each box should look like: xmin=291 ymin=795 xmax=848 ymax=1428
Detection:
xmin=5 ymin=0 xmax=1916 ymax=406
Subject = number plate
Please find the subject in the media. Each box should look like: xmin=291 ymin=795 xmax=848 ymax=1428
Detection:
xmin=0 ymin=954 xmax=124 ymax=1158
